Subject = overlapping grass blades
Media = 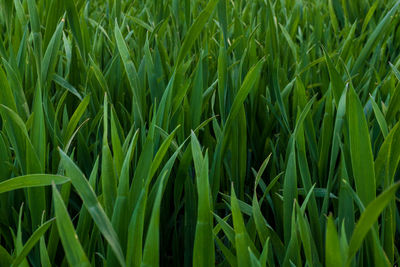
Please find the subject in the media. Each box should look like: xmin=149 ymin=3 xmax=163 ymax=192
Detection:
xmin=0 ymin=0 xmax=400 ymax=266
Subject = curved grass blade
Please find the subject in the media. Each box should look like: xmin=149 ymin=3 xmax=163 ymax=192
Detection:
xmin=176 ymin=0 xmax=219 ymax=66
xmin=114 ymin=22 xmax=143 ymax=124
xmin=11 ymin=218 xmax=55 ymax=266
xmin=346 ymin=182 xmax=400 ymax=265
xmin=63 ymin=94 xmax=90 ymax=144
xmin=351 ymin=1 xmax=400 ymax=75
xmin=0 ymin=174 xmax=69 ymax=194
xmin=58 ymin=149 xmax=125 ymax=267
xmin=53 ymin=74 xmax=82 ymax=100
xmin=41 ymin=19 xmax=64 ymax=85
xmin=211 ymin=59 xmax=264 ymax=200
xmin=52 ymin=183 xmax=90 ymax=266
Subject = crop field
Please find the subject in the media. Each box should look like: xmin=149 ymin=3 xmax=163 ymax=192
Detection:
xmin=1 ymin=0 xmax=400 ymax=266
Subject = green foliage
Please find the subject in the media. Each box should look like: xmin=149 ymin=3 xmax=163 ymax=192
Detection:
xmin=0 ymin=0 xmax=400 ymax=266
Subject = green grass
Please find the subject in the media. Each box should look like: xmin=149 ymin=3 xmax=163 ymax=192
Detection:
xmin=0 ymin=0 xmax=400 ymax=266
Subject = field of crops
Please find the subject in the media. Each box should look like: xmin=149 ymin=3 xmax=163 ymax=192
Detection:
xmin=1 ymin=0 xmax=400 ymax=266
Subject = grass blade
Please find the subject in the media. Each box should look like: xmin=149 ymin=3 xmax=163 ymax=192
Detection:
xmin=347 ymin=87 xmax=376 ymax=205
xmin=58 ymin=149 xmax=125 ymax=267
xmin=346 ymin=182 xmax=400 ymax=264
xmin=52 ymin=183 xmax=90 ymax=266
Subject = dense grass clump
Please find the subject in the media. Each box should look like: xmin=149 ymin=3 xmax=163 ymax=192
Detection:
xmin=1 ymin=0 xmax=400 ymax=266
